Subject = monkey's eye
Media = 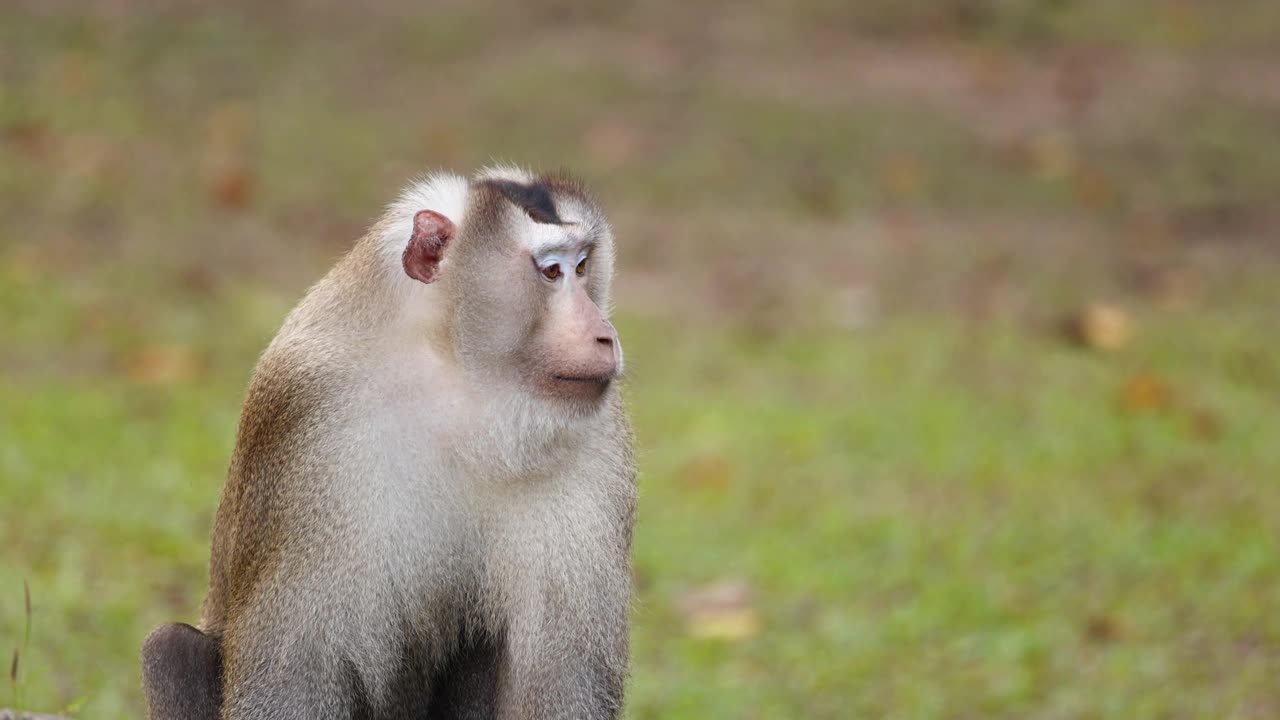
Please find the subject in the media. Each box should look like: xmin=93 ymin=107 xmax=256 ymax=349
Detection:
xmin=575 ymin=258 xmax=587 ymax=277
xmin=541 ymin=263 xmax=562 ymax=281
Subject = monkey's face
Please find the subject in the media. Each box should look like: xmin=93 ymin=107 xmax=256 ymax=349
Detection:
xmin=446 ymin=179 xmax=622 ymax=408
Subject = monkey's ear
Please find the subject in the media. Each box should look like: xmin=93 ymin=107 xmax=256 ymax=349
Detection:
xmin=404 ymin=210 xmax=455 ymax=284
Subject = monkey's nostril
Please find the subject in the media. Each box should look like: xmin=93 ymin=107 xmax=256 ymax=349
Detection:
xmin=596 ymin=336 xmax=614 ymax=347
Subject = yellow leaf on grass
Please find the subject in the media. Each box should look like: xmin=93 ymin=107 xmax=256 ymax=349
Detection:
xmin=687 ymin=607 xmax=761 ymax=640
xmin=677 ymin=579 xmax=760 ymax=641
xmin=1083 ymin=614 xmax=1123 ymax=644
xmin=1029 ymin=130 xmax=1076 ymax=181
xmin=1118 ymin=372 xmax=1174 ymax=413
xmin=879 ymin=152 xmax=926 ymax=200
xmin=1187 ymin=408 xmax=1223 ymax=441
xmin=124 ymin=344 xmax=205 ymax=384
xmin=203 ymin=102 xmax=256 ymax=210
xmin=676 ymin=455 xmax=733 ymax=490
xmin=1072 ymin=303 xmax=1132 ymax=352
xmin=210 ymin=168 xmax=256 ymax=210
xmin=1071 ymin=165 xmax=1112 ymax=210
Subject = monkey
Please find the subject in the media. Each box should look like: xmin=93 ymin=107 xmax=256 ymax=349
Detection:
xmin=141 ymin=166 xmax=637 ymax=720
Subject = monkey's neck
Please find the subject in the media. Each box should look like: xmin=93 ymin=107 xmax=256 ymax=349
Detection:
xmin=443 ymin=381 xmax=583 ymax=483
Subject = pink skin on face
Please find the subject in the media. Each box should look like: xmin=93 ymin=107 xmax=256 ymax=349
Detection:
xmin=534 ymin=247 xmax=620 ymax=399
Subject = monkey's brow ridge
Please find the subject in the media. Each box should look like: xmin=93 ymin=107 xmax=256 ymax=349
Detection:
xmin=483 ymin=179 xmax=565 ymax=225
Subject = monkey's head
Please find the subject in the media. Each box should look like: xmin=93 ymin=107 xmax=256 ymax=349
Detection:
xmin=395 ymin=167 xmax=622 ymax=410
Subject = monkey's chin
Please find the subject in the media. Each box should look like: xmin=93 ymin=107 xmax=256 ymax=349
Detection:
xmin=545 ymin=375 xmax=613 ymax=404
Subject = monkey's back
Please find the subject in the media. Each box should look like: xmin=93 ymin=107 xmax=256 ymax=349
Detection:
xmin=201 ymin=335 xmax=348 ymax=635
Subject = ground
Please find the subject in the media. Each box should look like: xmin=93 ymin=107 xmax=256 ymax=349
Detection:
xmin=1 ymin=2 xmax=1279 ymax=718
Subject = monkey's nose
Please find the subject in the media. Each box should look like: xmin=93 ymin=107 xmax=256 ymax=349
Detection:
xmin=594 ymin=334 xmax=617 ymax=365
xmin=595 ymin=331 xmax=623 ymax=375
xmin=577 ymin=313 xmax=621 ymax=380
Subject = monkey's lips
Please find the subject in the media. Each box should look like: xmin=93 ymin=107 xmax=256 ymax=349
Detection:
xmin=548 ymin=373 xmax=613 ymax=398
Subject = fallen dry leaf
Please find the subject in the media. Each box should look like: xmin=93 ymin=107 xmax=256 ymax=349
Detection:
xmin=1118 ymin=372 xmax=1175 ymax=414
xmin=1083 ymin=613 xmax=1123 ymax=644
xmin=687 ymin=607 xmax=760 ymax=640
xmin=1029 ymin=130 xmax=1077 ymax=181
xmin=205 ymin=102 xmax=253 ymax=153
xmin=210 ymin=168 xmax=256 ymax=210
xmin=1069 ymin=303 xmax=1133 ymax=351
xmin=123 ymin=344 xmax=205 ymax=384
xmin=676 ymin=455 xmax=733 ymax=490
xmin=203 ymin=102 xmax=256 ymax=210
xmin=677 ymin=579 xmax=760 ymax=641
xmin=879 ymin=152 xmax=926 ymax=200
xmin=1187 ymin=408 xmax=1224 ymax=442
xmin=1071 ymin=165 xmax=1112 ymax=210
xmin=4 ymin=121 xmax=53 ymax=158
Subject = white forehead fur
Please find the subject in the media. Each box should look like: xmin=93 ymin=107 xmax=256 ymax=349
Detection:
xmin=523 ymin=221 xmax=578 ymax=256
xmin=474 ymin=165 xmax=587 ymax=254
xmin=376 ymin=165 xmax=602 ymax=276
xmin=474 ymin=163 xmax=535 ymax=185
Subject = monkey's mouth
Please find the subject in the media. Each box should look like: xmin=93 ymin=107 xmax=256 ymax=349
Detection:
xmin=549 ymin=374 xmax=613 ymax=397
xmin=552 ymin=374 xmax=613 ymax=386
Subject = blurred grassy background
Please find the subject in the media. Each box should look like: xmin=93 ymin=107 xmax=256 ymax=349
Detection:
xmin=2 ymin=1 xmax=1279 ymax=717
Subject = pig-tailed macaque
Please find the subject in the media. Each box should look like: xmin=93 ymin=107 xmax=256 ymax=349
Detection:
xmin=141 ymin=167 xmax=636 ymax=720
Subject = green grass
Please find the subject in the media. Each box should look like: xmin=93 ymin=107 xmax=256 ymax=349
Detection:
xmin=623 ymin=310 xmax=1280 ymax=717
xmin=3 ymin=257 xmax=1278 ymax=717
xmin=3 ymin=2 xmax=1280 ymax=718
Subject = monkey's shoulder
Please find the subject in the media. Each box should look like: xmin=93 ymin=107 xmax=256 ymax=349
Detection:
xmin=226 ymin=337 xmax=366 ymax=479
xmin=211 ymin=343 xmax=365 ymax=606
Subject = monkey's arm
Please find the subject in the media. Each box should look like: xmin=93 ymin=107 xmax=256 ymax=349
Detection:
xmin=495 ymin=458 xmax=636 ymax=720
xmin=204 ymin=351 xmax=371 ymax=720
xmin=502 ymin=584 xmax=631 ymax=720
xmin=216 ymin=575 xmax=361 ymax=720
